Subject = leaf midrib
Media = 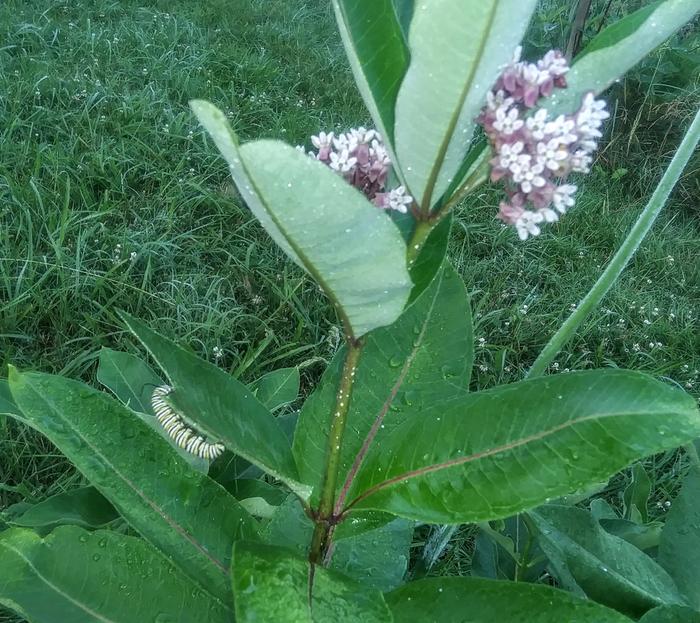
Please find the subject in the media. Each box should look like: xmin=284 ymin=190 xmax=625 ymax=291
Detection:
xmin=347 ymin=408 xmax=678 ymax=509
xmin=419 ymin=0 xmax=499 ymax=210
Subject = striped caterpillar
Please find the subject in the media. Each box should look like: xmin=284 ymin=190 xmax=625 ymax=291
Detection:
xmin=151 ymin=385 xmax=225 ymax=460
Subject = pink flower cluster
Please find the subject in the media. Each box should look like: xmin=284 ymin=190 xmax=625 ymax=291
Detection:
xmin=479 ymin=47 xmax=609 ymax=240
xmin=298 ymin=128 xmax=413 ymax=214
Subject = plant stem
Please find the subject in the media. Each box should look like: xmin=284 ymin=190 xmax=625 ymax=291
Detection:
xmin=406 ymin=147 xmax=490 ymax=265
xmin=406 ymin=219 xmax=435 ymax=265
xmin=308 ymin=339 xmax=363 ymax=564
xmin=527 ymin=108 xmax=700 ymax=379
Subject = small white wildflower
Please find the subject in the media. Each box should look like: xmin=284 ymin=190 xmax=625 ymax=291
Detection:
xmin=525 ymin=108 xmax=549 ymax=140
xmin=493 ymin=106 xmax=523 ymax=135
xmin=511 ymin=156 xmax=546 ymax=194
xmin=544 ymin=115 xmax=578 ymax=145
xmin=387 ymin=186 xmax=413 ymax=213
xmin=514 ymin=210 xmax=544 ymax=240
xmin=537 ymin=138 xmax=568 ymax=171
xmin=311 ymin=131 xmax=334 ymax=150
xmin=329 ymin=149 xmax=357 ymax=173
xmin=498 ymin=141 xmax=525 ymax=171
xmin=213 ymin=346 xmax=224 ymax=360
xmin=552 ymin=184 xmax=577 ymax=213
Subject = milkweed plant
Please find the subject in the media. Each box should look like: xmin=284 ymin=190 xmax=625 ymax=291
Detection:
xmin=2 ymin=1 xmax=700 ymax=622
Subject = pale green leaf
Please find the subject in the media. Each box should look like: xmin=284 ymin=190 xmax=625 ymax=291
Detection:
xmin=8 ymin=368 xmax=257 ymax=610
xmin=232 ymin=542 xmax=392 ymax=622
xmin=345 ymin=370 xmax=700 ymax=523
xmin=531 ymin=504 xmax=686 ymax=618
xmin=658 ymin=467 xmax=700 ymax=609
xmin=394 ymin=0 xmax=537 ymax=209
xmin=550 ymin=0 xmax=700 ymax=114
xmin=0 ymin=526 xmax=228 ymax=623
xmin=386 ymin=577 xmax=632 ymax=622
xmin=191 ymin=100 xmax=412 ymax=338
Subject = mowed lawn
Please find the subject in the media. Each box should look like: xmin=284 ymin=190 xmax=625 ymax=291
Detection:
xmin=1 ymin=0 xmax=698 ymax=616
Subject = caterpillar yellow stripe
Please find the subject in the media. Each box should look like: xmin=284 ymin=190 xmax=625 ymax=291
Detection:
xmin=151 ymin=385 xmax=225 ymax=460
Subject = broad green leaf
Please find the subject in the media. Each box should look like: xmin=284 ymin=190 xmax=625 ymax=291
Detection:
xmin=232 ymin=542 xmax=392 ymax=622
xmin=332 ymin=0 xmax=409 ymax=150
xmin=623 ymin=462 xmax=652 ymax=522
xmin=96 ymin=347 xmax=207 ymax=471
xmin=345 ymin=370 xmax=700 ymax=523
xmin=599 ymin=518 xmax=663 ymax=552
xmin=120 ymin=312 xmax=302 ymax=491
xmin=386 ymin=577 xmax=632 ymax=622
xmin=331 ymin=518 xmax=413 ymax=592
xmin=394 ymin=0 xmax=537 ymax=209
xmin=408 ymin=214 xmax=452 ymax=303
xmin=8 ymin=368 xmax=257 ymax=610
xmin=658 ymin=467 xmax=700 ymax=609
xmin=251 ymin=367 xmax=300 ymax=411
xmin=97 ymin=347 xmax=163 ymax=414
xmin=640 ymin=606 xmax=700 ymax=623
xmin=262 ymin=496 xmax=413 ymax=592
xmin=531 ymin=505 xmax=685 ymax=618
xmin=293 ymin=263 xmax=472 ymax=502
xmin=0 ymin=526 xmax=228 ymax=623
xmin=191 ymin=100 xmax=412 ymax=338
xmin=9 ymin=486 xmax=118 ymax=531
xmin=550 ymin=0 xmax=700 ymax=114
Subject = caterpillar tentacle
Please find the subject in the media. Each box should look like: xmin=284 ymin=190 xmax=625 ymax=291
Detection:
xmin=151 ymin=385 xmax=225 ymax=460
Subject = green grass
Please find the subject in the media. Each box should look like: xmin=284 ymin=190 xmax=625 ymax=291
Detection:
xmin=0 ymin=0 xmax=698 ymax=618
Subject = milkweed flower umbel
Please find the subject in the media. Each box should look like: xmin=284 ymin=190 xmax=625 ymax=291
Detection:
xmin=300 ymin=127 xmax=413 ymax=214
xmin=478 ymin=47 xmax=609 ymax=240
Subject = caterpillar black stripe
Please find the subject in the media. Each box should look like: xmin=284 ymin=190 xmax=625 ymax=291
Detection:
xmin=151 ymin=385 xmax=225 ymax=460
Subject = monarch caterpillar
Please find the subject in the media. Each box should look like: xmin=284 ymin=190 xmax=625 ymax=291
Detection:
xmin=151 ymin=385 xmax=225 ymax=460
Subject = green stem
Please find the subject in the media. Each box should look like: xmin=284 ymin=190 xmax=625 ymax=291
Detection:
xmin=406 ymin=147 xmax=490 ymax=265
xmin=308 ymin=340 xmax=363 ymax=564
xmin=438 ymin=148 xmax=490 ymax=216
xmin=527 ymin=108 xmax=700 ymax=379
xmin=406 ymin=219 xmax=435 ymax=265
